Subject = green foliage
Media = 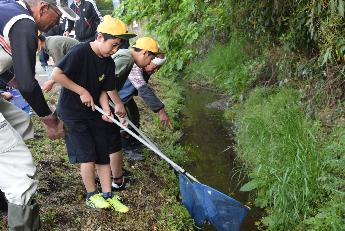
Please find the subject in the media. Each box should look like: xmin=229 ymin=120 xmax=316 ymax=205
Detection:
xmin=235 ymin=87 xmax=345 ymax=230
xmin=184 ymin=37 xmax=257 ymax=99
xmin=116 ymin=0 xmax=231 ymax=75
xmin=108 ymin=1 xmax=345 ymax=230
xmin=139 ymin=73 xmax=194 ymax=230
xmin=301 ymin=125 xmax=345 ymax=230
xmin=235 ymin=88 xmax=325 ymax=230
xmin=230 ymin=0 xmax=345 ymax=65
xmin=96 ymin=0 xmax=113 ymax=15
xmin=159 ymin=203 xmax=194 ymax=231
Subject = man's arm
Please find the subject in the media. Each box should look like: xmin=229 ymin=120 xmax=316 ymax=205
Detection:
xmin=64 ymin=19 xmax=74 ymax=36
xmin=9 ymin=19 xmax=51 ymax=117
xmin=89 ymin=0 xmax=103 ymax=21
xmin=99 ymin=91 xmax=114 ymax=123
xmin=10 ymin=19 xmax=64 ymax=139
xmin=113 ymin=54 xmax=133 ymax=90
xmin=127 ymin=66 xmax=172 ymax=127
xmin=127 ymin=65 xmax=164 ymax=112
xmin=137 ymin=85 xmax=164 ymax=113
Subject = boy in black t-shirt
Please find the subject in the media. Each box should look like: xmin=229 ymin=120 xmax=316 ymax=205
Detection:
xmin=52 ymin=15 xmax=136 ymax=212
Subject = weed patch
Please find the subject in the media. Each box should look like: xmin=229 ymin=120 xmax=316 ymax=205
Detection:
xmin=235 ymin=87 xmax=344 ymax=230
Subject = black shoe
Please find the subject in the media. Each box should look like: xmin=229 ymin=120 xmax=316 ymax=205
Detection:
xmin=111 ymin=176 xmax=131 ymax=191
xmin=131 ymin=138 xmax=144 ymax=150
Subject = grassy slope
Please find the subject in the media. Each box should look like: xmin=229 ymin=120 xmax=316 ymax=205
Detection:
xmin=184 ymin=37 xmax=345 ymax=230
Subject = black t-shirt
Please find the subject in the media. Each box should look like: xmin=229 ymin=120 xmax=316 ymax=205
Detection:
xmin=57 ymin=42 xmax=116 ymax=120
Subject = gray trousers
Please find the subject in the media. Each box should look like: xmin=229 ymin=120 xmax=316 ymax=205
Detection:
xmin=0 ymin=97 xmax=39 ymax=230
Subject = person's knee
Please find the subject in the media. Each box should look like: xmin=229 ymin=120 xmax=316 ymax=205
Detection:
xmin=4 ymin=178 xmax=38 ymax=206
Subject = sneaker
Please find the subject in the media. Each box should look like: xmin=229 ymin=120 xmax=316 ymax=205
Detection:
xmin=124 ymin=148 xmax=145 ymax=161
xmin=86 ymin=193 xmax=110 ymax=209
xmin=106 ymin=195 xmax=129 ymax=213
xmin=112 ymin=176 xmax=131 ymax=191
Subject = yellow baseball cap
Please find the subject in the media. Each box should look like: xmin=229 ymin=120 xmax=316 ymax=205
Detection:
xmin=97 ymin=15 xmax=136 ymax=40
xmin=132 ymin=37 xmax=159 ymax=53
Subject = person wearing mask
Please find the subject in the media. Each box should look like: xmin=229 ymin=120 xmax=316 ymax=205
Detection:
xmin=0 ymin=0 xmax=78 ymax=229
xmin=108 ymin=37 xmax=159 ymax=187
xmin=117 ymin=54 xmax=172 ymax=161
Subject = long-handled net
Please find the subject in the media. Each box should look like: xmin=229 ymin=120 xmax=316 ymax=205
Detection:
xmin=96 ymin=104 xmax=250 ymax=231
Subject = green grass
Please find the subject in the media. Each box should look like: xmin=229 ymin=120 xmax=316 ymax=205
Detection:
xmin=235 ymin=87 xmax=344 ymax=230
xmin=137 ymin=74 xmax=194 ymax=230
xmin=184 ymin=36 xmax=257 ymax=99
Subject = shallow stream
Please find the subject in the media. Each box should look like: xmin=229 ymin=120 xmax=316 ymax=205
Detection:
xmin=182 ymin=85 xmax=263 ymax=230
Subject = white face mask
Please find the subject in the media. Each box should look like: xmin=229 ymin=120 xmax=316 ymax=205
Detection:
xmin=152 ymin=57 xmax=166 ymax=66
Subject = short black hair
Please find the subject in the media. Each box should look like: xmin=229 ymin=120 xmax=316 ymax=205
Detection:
xmin=98 ymin=33 xmax=122 ymax=42
xmin=133 ymin=47 xmax=142 ymax=52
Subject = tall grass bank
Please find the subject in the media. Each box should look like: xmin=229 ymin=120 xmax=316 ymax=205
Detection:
xmin=236 ymin=88 xmax=344 ymax=230
xmin=184 ymin=38 xmax=344 ymax=230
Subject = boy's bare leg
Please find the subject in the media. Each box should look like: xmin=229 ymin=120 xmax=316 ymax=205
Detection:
xmin=80 ymin=162 xmax=96 ymax=192
xmin=96 ymin=164 xmax=112 ymax=192
xmin=110 ymin=151 xmax=123 ymax=178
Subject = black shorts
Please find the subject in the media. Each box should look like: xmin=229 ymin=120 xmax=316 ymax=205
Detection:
xmin=106 ymin=121 xmax=122 ymax=154
xmin=63 ymin=117 xmax=121 ymax=165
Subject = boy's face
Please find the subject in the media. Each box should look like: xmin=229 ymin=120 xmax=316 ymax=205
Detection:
xmin=135 ymin=50 xmax=156 ymax=68
xmin=97 ymin=36 xmax=122 ymax=57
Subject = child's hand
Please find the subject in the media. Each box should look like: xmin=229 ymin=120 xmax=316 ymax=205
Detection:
xmin=42 ymin=79 xmax=55 ymax=93
xmin=114 ymin=102 xmax=126 ymax=118
xmin=101 ymin=109 xmax=114 ymax=123
xmin=80 ymin=89 xmax=95 ymax=111
xmin=158 ymin=108 xmax=173 ymax=129
xmin=1 ymin=92 xmax=13 ymax=100
xmin=116 ymin=115 xmax=128 ymax=127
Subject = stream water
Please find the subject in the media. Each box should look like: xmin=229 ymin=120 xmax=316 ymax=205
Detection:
xmin=182 ymin=85 xmax=263 ymax=231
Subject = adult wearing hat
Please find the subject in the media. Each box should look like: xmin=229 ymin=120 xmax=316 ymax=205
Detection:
xmin=0 ymin=0 xmax=77 ymax=230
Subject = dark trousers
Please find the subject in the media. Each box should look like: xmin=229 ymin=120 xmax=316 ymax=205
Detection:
xmin=122 ymin=98 xmax=140 ymax=148
xmin=124 ymin=98 xmax=140 ymax=127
